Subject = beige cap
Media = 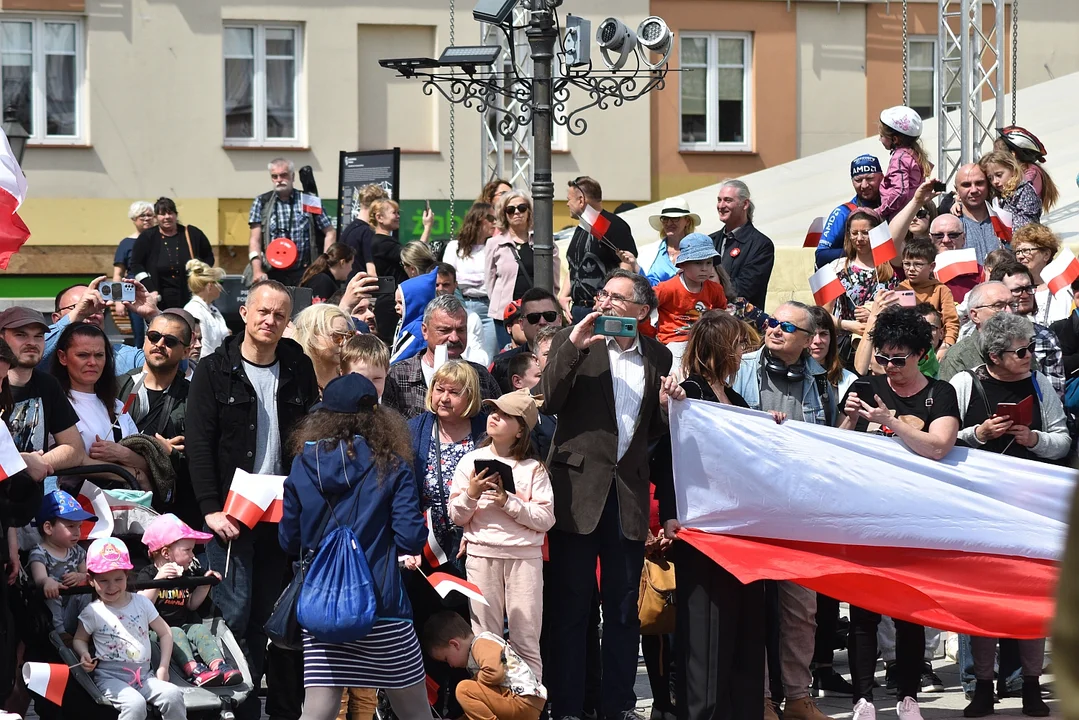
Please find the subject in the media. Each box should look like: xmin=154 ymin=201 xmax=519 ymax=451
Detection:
xmin=482 ymin=390 xmax=540 ymax=431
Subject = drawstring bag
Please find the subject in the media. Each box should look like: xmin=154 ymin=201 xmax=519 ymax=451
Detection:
xmin=296 ymin=443 xmax=379 ymax=643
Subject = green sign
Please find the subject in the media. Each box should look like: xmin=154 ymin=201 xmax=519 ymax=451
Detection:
xmin=400 ymin=200 xmax=473 ymax=242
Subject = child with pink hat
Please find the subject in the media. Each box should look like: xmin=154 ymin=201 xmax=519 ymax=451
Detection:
xmin=73 ymin=537 xmax=186 ymax=720
xmin=137 ymin=513 xmax=241 ymax=687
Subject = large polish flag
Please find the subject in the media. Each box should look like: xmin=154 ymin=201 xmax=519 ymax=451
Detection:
xmin=1042 ymin=248 xmax=1079 ymax=296
xmin=869 ymin=222 xmax=896 ymax=266
xmin=669 ymin=400 xmax=1073 ymax=638
xmin=0 ymin=128 xmax=28 ymax=270
xmin=934 ymin=248 xmax=979 ymax=284
xmin=223 ymin=469 xmax=286 ymax=528
xmin=803 ymin=217 xmax=824 ymax=248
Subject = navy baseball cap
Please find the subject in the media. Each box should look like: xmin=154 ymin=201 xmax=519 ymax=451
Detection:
xmin=850 ymin=154 xmax=883 ymax=177
xmin=313 ymin=373 xmax=378 ymax=413
xmin=36 ymin=489 xmax=97 ymax=526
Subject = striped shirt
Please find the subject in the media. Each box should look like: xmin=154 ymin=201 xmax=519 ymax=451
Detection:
xmin=607 ymin=335 xmax=645 ymax=460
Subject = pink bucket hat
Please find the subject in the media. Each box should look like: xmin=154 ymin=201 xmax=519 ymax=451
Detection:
xmin=86 ymin=537 xmax=134 ymax=574
xmin=142 ymin=513 xmax=214 ymax=552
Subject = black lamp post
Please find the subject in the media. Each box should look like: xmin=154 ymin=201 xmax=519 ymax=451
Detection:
xmin=3 ymin=107 xmax=29 ymax=165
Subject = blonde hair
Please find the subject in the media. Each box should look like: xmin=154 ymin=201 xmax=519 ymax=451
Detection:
xmin=292 ymin=304 xmax=352 ymax=357
xmin=979 ymin=150 xmax=1024 ymax=198
xmin=424 ymin=360 xmax=482 ymax=418
xmin=497 ymin=189 xmax=533 ymax=233
xmin=358 ymin=184 xmax=389 ymax=209
xmin=185 ymin=259 xmax=225 ymax=294
xmin=369 ymin=199 xmax=399 ymax=231
xmin=340 ymin=333 xmax=390 ymax=374
xmin=400 ymin=241 xmax=437 ymax=276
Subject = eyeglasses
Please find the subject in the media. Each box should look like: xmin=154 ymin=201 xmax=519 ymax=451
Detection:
xmin=147 ymin=330 xmax=188 ymax=349
xmin=1013 ymin=247 xmax=1042 ymax=257
xmin=766 ymin=318 xmax=812 ymax=335
xmin=972 ymin=300 xmax=1012 ymax=312
xmin=914 ymin=209 xmax=930 ymax=219
xmin=596 ymin=288 xmax=639 ymax=306
xmin=659 ymin=216 xmax=683 ymax=224
xmin=331 ymin=330 xmax=355 ymax=346
xmin=930 ymin=231 xmax=964 ymax=241
xmin=1001 ymin=340 xmax=1037 ymax=359
xmin=505 ymin=204 xmax=530 ymax=216
xmin=1009 ymin=285 xmax=1036 ymax=296
xmin=902 ymin=261 xmax=928 ymax=271
xmin=525 ymin=311 xmax=559 ymax=324
xmin=874 ymin=351 xmax=916 ymax=367
xmin=57 ymin=303 xmax=77 ymax=314
xmin=136 ymin=213 xmax=154 ymax=220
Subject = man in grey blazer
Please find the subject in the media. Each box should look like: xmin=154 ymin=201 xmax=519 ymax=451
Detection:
xmin=540 ymin=269 xmax=674 ymax=720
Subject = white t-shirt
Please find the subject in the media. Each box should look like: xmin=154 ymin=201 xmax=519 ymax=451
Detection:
xmin=78 ymin=593 xmax=159 ymax=664
xmin=68 ymin=390 xmax=138 ymax=452
xmin=443 ymin=241 xmax=488 ymax=299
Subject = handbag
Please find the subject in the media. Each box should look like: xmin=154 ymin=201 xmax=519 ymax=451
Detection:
xmin=296 ymin=444 xmax=380 ymax=643
xmin=638 ymin=556 xmax=676 ymax=635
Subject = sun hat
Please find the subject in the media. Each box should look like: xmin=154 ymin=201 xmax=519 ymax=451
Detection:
xmin=675 ymin=233 xmax=721 ymax=265
xmin=35 ymin=490 xmax=97 ymax=527
xmin=86 ymin=537 xmax=134 ymax=574
xmin=482 ymin=390 xmax=541 ymax=432
xmin=648 ymin=197 xmax=702 ymax=232
xmin=142 ymin=513 xmax=214 ymax=552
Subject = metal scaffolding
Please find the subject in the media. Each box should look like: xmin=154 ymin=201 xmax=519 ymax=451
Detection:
xmin=479 ymin=7 xmax=534 ymax=189
xmin=936 ymin=0 xmax=1007 ymax=184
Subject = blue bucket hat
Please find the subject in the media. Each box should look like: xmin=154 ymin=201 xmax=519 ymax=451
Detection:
xmin=850 ymin=154 xmax=883 ymax=177
xmin=36 ymin=489 xmax=97 ymax=527
xmin=676 ymin=233 xmax=720 ymax=265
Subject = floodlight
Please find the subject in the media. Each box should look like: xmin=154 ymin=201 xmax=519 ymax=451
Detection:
xmin=636 ymin=16 xmax=672 ymax=69
xmin=595 ymin=18 xmax=637 ymax=71
xmin=378 ymin=57 xmax=441 ymax=76
xmin=473 ymin=0 xmax=519 ymax=25
xmin=438 ymin=46 xmax=501 ymax=72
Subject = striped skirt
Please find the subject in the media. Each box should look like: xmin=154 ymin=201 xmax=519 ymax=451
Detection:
xmin=302 ymin=620 xmax=426 ymax=689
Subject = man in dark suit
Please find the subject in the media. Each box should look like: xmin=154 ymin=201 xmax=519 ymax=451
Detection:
xmin=540 ymin=269 xmax=674 ymax=720
xmin=709 ymin=179 xmax=775 ymax=309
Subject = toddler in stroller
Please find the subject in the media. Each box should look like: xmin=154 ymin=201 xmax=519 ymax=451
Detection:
xmin=27 ymin=490 xmax=96 ymax=639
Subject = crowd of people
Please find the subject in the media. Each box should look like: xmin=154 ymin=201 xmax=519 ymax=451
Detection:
xmin=0 ymin=111 xmax=1068 ymax=720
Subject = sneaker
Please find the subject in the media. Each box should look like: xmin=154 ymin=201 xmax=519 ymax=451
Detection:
xmin=812 ymin=667 xmax=854 ymax=698
xmin=896 ymin=697 xmax=924 ymax=720
xmin=764 ymin=699 xmax=780 ymax=720
xmin=783 ymin=697 xmax=831 ymax=720
xmin=852 ymin=699 xmax=876 ymax=720
xmin=963 ymin=680 xmax=995 ymax=718
xmin=884 ymin=663 xmax=898 ymax=693
xmin=1021 ymin=678 xmax=1050 ymax=717
xmin=216 ymin=663 xmax=243 ymax=686
xmin=921 ymin=663 xmax=945 ymax=693
xmin=188 ymin=663 xmax=222 ymax=687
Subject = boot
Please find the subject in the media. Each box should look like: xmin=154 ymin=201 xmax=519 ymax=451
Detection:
xmin=764 ymin=698 xmax=780 ymax=720
xmin=1021 ymin=677 xmax=1049 ymax=717
xmin=963 ymin=680 xmax=995 ymax=718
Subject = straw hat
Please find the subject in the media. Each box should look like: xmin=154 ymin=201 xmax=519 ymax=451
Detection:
xmin=648 ymin=197 xmax=702 ymax=231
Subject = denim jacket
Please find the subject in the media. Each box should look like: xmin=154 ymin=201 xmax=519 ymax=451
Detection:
xmin=732 ymin=348 xmax=836 ymax=426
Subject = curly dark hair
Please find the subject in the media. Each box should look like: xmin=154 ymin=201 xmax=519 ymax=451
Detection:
xmin=869 ymin=306 xmax=933 ymax=358
xmin=50 ymin=323 xmax=119 ymax=422
xmin=288 ymin=405 xmax=414 ymax=475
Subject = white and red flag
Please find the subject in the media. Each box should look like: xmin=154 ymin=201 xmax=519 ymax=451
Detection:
xmin=0 ymin=127 xmax=29 ymax=269
xmin=803 ymin=217 xmax=824 ymax=248
xmin=808 ymin=265 xmax=845 ymax=306
xmin=426 ymin=571 xmax=489 ymax=607
xmin=934 ymin=248 xmax=979 ymax=284
xmin=669 ymin=400 xmax=1071 ymax=638
xmin=23 ymin=662 xmax=68 ymax=705
xmin=1042 ymin=248 xmax=1079 ymax=296
xmin=988 ymin=201 xmax=1013 ymax=242
xmin=422 ymin=508 xmax=449 ymax=567
xmin=0 ymin=422 xmax=26 ymax=482
xmin=869 ymin=222 xmax=896 ymax=266
xmin=77 ymin=481 xmax=120 ymax=539
xmin=579 ymin=205 xmax=611 ymax=240
xmin=300 ymin=193 xmax=323 ymax=215
xmin=223 ymin=469 xmax=286 ymax=528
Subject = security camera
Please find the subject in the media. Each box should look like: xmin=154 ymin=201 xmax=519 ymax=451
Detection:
xmin=595 ymin=17 xmax=637 ymax=71
xmin=636 ymin=16 xmax=672 ymax=69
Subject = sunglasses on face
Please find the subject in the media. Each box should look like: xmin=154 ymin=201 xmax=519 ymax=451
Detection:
xmin=484 ymin=214 xmax=496 ymax=223
xmin=1001 ymin=340 xmax=1037 ymax=359
xmin=914 ymin=209 xmax=930 ymax=219
xmin=147 ymin=330 xmax=187 ymax=349
xmin=930 ymin=231 xmax=964 ymax=241
xmin=331 ymin=330 xmax=355 ymax=346
xmin=505 ymin=204 xmax=530 ymax=216
xmin=1010 ymin=285 xmax=1036 ymax=296
xmin=766 ymin=318 xmax=812 ymax=335
xmin=525 ymin=311 xmax=559 ymax=325
xmin=874 ymin=351 xmax=916 ymax=367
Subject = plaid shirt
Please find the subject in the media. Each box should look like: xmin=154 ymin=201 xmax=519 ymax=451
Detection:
xmin=1033 ymin=322 xmax=1065 ymax=399
xmin=386 ymin=355 xmax=503 ymax=420
xmin=248 ymin=190 xmax=332 ymax=264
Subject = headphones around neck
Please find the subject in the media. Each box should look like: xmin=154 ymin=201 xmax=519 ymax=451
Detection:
xmin=761 ymin=349 xmax=806 ymax=383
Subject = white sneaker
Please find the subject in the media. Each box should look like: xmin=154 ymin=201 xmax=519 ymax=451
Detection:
xmin=897 ymin=696 xmax=924 ymax=720
xmin=853 ymin=698 xmax=876 ymax=720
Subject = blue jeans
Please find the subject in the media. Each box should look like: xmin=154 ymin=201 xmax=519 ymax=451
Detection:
xmin=129 ymin=311 xmax=146 ymax=347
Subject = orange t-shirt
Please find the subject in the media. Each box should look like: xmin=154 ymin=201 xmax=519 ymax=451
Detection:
xmin=654 ymin=276 xmax=728 ymax=344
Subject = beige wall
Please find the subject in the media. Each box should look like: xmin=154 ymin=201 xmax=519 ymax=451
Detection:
xmin=1012 ymin=0 xmax=1079 ymax=88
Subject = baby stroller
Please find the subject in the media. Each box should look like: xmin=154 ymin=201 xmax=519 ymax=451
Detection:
xmin=21 ymin=465 xmax=255 ymax=720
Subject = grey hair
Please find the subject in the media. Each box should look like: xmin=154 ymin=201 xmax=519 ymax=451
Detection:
xmin=128 ymin=201 xmax=153 ymax=220
xmin=719 ymin=179 xmax=755 ymax=224
xmin=422 ymin=293 xmax=466 ymax=326
xmin=966 ymin=281 xmax=1007 ymax=312
xmin=267 ymin=157 xmax=294 ymax=173
xmin=978 ymin=311 xmax=1034 ymax=365
xmin=777 ymin=300 xmax=817 ymax=332
xmin=603 ymin=268 xmax=658 ymax=312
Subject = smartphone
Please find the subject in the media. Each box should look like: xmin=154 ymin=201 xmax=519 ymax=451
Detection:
xmin=592 ymin=315 xmax=637 ymax=338
xmin=374 ymin=276 xmax=397 ymax=295
xmin=100 ymin=282 xmax=136 ymax=303
xmin=851 ymin=377 xmax=876 ymax=407
xmin=474 ymin=459 xmax=516 ymax=495
xmin=897 ymin=290 xmax=917 ymax=307
xmin=931 ymin=180 xmax=948 ymax=192
xmin=425 ymin=199 xmax=431 ymax=213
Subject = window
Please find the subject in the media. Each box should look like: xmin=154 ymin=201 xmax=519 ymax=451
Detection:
xmin=907 ymin=37 xmax=937 ymax=120
xmin=679 ymin=32 xmax=751 ymax=152
xmin=224 ymin=23 xmax=302 ymax=145
xmin=0 ymin=18 xmax=83 ymax=143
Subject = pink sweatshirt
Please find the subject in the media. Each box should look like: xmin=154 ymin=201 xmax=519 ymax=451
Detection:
xmin=878 ymin=146 xmax=926 ymax=221
xmin=449 ymin=446 xmax=555 ymax=560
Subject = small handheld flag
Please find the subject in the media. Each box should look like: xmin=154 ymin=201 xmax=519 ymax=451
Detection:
xmin=808 ymin=265 xmax=845 ymax=306
xmin=869 ymin=222 xmax=896 ymax=266
xmin=803 ymin=217 xmax=824 ymax=249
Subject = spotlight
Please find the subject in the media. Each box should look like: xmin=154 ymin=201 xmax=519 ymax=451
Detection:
xmin=473 ymin=0 xmax=519 ymax=26
xmin=595 ymin=18 xmax=637 ymax=71
xmin=636 ymin=16 xmax=672 ymax=69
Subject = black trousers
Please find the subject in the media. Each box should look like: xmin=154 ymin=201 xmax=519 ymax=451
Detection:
xmin=674 ymin=542 xmax=765 ymax=720
xmin=642 ymin=633 xmax=675 ymax=714
xmin=812 ymin=594 xmax=841 ymax=666
xmin=848 ymin=606 xmax=924 ymax=702
xmin=546 ymin=488 xmax=646 ymax=719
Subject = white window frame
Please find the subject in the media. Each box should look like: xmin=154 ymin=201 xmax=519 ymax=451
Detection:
xmin=0 ymin=16 xmax=86 ymax=144
xmin=906 ymin=35 xmax=939 ymax=121
xmin=222 ymin=22 xmax=304 ymax=147
xmin=678 ymin=31 xmax=752 ymax=153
